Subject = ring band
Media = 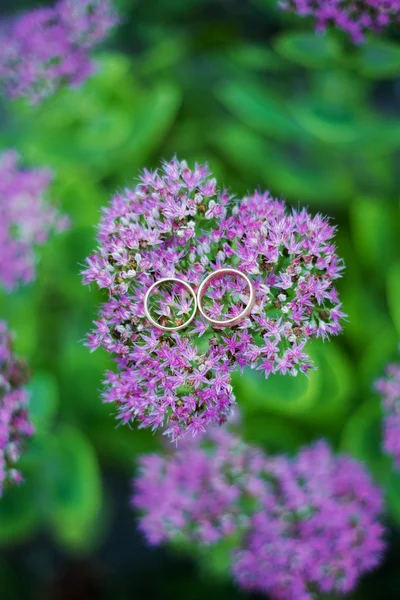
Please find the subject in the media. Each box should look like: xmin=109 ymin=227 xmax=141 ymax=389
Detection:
xmin=144 ymin=277 xmax=197 ymax=332
xmin=197 ymin=268 xmax=255 ymax=327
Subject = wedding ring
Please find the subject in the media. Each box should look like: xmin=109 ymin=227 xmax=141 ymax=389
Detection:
xmin=144 ymin=277 xmax=197 ymax=332
xmin=197 ymin=268 xmax=255 ymax=327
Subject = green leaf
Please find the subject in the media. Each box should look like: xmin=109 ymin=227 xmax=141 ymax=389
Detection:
xmin=243 ymin=413 xmax=309 ymax=453
xmin=341 ymin=397 xmax=400 ymax=526
xmin=216 ymin=81 xmax=302 ymax=141
xmin=209 ymin=121 xmax=352 ymax=204
xmin=58 ymin=328 xmax=112 ymax=420
xmin=0 ymin=481 xmax=39 ymax=544
xmin=27 ymin=371 xmax=59 ymax=433
xmin=251 ymin=0 xmax=283 ymax=16
xmin=274 ymin=32 xmax=342 ymax=69
xmin=302 ymin=342 xmax=353 ymax=428
xmin=387 ymin=262 xmax=400 ymax=337
xmin=43 ymin=426 xmax=102 ymax=551
xmin=123 ymin=82 xmax=182 ymax=167
xmin=76 ymin=108 xmax=136 ymax=152
xmin=195 ymin=533 xmax=242 ymax=582
xmin=0 ymin=288 xmax=38 ymax=359
xmin=337 ymin=235 xmax=394 ymax=352
xmin=138 ymin=37 xmax=188 ymax=76
xmin=290 ymin=101 xmax=362 ymax=145
xmin=224 ymin=43 xmax=289 ymax=72
xmin=341 ymin=398 xmax=389 ymax=481
xmin=359 ymin=324 xmax=399 ymax=389
xmin=52 ymin=173 xmax=108 ymax=228
xmin=386 ymin=470 xmax=400 ymax=526
xmin=350 ymin=198 xmax=398 ymax=271
xmin=355 ymin=38 xmax=400 ymax=79
xmin=233 ymin=363 xmax=320 ymax=418
xmin=89 ymin=52 xmax=134 ymax=92
xmin=4 ymin=54 xmax=180 ymax=178
xmin=233 ymin=341 xmax=352 ymax=432
xmin=91 ymin=423 xmax=158 ymax=469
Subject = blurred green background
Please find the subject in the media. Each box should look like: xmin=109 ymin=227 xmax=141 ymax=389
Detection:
xmin=1 ymin=0 xmax=400 ymax=598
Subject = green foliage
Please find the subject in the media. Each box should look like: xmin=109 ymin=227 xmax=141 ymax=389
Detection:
xmin=27 ymin=371 xmax=59 ymax=432
xmin=209 ymin=121 xmax=353 ymax=204
xmin=0 ymin=481 xmax=39 ymax=543
xmin=3 ymin=53 xmax=182 ymax=178
xmin=350 ymin=198 xmax=399 ymax=272
xmin=233 ymin=340 xmax=353 ymax=436
xmin=341 ymin=398 xmax=400 ymax=527
xmin=274 ymin=31 xmax=342 ymax=68
xmin=216 ymin=80 xmax=303 ymax=141
xmin=387 ymin=263 xmax=400 ymax=337
xmin=354 ymin=38 xmax=400 ymax=78
xmin=1 ymin=1 xmax=400 ymax=597
xmin=42 ymin=426 xmax=102 ymax=550
xmin=0 ymin=425 xmax=102 ymax=551
xmin=224 ymin=43 xmax=290 ymax=73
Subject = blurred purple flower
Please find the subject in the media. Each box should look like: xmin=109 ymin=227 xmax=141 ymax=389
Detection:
xmin=375 ymin=358 xmax=400 ymax=467
xmin=280 ymin=0 xmax=400 ymax=43
xmin=0 ymin=0 xmax=118 ymax=104
xmin=233 ymin=441 xmax=385 ymax=599
xmin=58 ymin=0 xmax=119 ymax=48
xmin=0 ymin=150 xmax=68 ymax=291
xmin=0 ymin=322 xmax=34 ymax=497
xmin=133 ymin=428 xmax=386 ymax=599
xmin=133 ymin=427 xmax=265 ymax=545
xmin=83 ymin=158 xmax=345 ymax=440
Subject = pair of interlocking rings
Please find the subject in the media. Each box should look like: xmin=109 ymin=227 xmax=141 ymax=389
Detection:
xmin=144 ymin=267 xmax=256 ymax=332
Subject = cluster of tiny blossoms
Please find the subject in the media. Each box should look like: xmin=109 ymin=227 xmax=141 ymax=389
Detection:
xmin=375 ymin=357 xmax=400 ymax=468
xmin=0 ymin=0 xmax=118 ymax=104
xmin=133 ymin=429 xmax=386 ymax=599
xmin=280 ymin=0 xmax=400 ymax=43
xmin=83 ymin=158 xmax=345 ymax=440
xmin=0 ymin=322 xmax=34 ymax=497
xmin=0 ymin=150 xmax=68 ymax=291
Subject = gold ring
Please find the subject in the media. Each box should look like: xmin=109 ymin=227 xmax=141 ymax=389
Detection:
xmin=144 ymin=277 xmax=197 ymax=332
xmin=197 ymin=267 xmax=255 ymax=327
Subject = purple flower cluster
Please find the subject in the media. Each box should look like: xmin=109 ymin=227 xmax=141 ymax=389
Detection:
xmin=0 ymin=0 xmax=118 ymax=104
xmin=83 ymin=158 xmax=345 ymax=440
xmin=57 ymin=0 xmax=119 ymax=48
xmin=375 ymin=358 xmax=400 ymax=468
xmin=280 ymin=0 xmax=400 ymax=43
xmin=0 ymin=150 xmax=68 ymax=291
xmin=133 ymin=428 xmax=264 ymax=545
xmin=0 ymin=322 xmax=34 ymax=497
xmin=234 ymin=442 xmax=385 ymax=598
xmin=133 ymin=429 xmax=386 ymax=599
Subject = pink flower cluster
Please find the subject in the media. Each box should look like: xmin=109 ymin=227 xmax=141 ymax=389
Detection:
xmin=83 ymin=158 xmax=345 ymax=440
xmin=375 ymin=358 xmax=400 ymax=467
xmin=0 ymin=150 xmax=68 ymax=291
xmin=280 ymin=0 xmax=400 ymax=43
xmin=0 ymin=0 xmax=118 ymax=104
xmin=0 ymin=322 xmax=34 ymax=497
xmin=133 ymin=428 xmax=386 ymax=599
